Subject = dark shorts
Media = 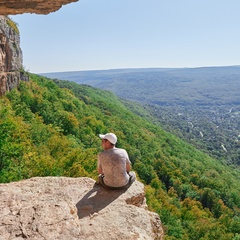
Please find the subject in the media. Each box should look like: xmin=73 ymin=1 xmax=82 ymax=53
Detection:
xmin=98 ymin=172 xmax=136 ymax=190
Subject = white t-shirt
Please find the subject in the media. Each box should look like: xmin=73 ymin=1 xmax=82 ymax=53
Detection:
xmin=98 ymin=147 xmax=131 ymax=187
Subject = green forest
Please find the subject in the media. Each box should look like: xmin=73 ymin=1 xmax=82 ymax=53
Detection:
xmin=0 ymin=73 xmax=240 ymax=239
xmin=43 ymin=67 xmax=240 ymax=166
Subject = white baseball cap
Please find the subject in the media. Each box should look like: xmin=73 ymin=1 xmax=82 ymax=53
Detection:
xmin=99 ymin=133 xmax=117 ymax=145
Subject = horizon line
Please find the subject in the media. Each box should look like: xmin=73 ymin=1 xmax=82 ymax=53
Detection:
xmin=38 ymin=64 xmax=240 ymax=74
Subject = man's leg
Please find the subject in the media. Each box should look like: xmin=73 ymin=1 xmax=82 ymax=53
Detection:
xmin=128 ymin=171 xmax=136 ymax=184
xmin=98 ymin=174 xmax=104 ymax=185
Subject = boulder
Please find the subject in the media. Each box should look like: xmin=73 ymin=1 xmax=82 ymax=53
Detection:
xmin=0 ymin=177 xmax=164 ymax=240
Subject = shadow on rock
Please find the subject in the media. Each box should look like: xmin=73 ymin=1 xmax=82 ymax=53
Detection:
xmin=76 ymin=183 xmax=127 ymax=219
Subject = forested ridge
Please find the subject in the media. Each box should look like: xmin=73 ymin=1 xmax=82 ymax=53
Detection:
xmin=1 ymin=73 xmax=240 ymax=239
xmin=42 ymin=66 xmax=240 ymax=166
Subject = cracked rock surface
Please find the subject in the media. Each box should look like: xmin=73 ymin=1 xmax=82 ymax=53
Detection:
xmin=0 ymin=177 xmax=163 ymax=240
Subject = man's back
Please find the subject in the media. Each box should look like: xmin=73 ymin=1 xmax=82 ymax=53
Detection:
xmin=98 ymin=148 xmax=130 ymax=187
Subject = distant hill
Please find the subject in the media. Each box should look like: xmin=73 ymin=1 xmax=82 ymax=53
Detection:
xmin=41 ymin=66 xmax=240 ymax=106
xmin=41 ymin=66 xmax=240 ymax=165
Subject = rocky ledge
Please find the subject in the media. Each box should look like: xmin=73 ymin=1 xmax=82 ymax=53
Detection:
xmin=0 ymin=177 xmax=164 ymax=240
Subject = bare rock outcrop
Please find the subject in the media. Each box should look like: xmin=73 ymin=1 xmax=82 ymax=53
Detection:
xmin=0 ymin=16 xmax=24 ymax=96
xmin=0 ymin=0 xmax=78 ymax=15
xmin=0 ymin=177 xmax=164 ymax=240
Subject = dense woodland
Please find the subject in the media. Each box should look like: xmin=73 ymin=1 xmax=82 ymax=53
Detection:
xmin=42 ymin=66 xmax=240 ymax=166
xmin=1 ymin=73 xmax=240 ymax=239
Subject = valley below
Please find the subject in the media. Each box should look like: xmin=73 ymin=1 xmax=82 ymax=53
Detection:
xmin=42 ymin=66 xmax=240 ymax=166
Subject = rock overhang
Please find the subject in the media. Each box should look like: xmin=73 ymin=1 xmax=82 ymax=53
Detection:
xmin=0 ymin=0 xmax=79 ymax=15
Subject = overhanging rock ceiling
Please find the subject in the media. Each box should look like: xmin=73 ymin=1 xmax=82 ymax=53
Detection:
xmin=0 ymin=0 xmax=78 ymax=15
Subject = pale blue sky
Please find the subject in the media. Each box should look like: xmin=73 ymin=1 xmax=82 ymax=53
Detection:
xmin=11 ymin=0 xmax=240 ymax=73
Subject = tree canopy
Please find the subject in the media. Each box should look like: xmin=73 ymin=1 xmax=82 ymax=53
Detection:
xmin=0 ymin=73 xmax=240 ymax=239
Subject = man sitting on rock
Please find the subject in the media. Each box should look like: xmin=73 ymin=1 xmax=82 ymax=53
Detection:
xmin=97 ymin=132 xmax=136 ymax=189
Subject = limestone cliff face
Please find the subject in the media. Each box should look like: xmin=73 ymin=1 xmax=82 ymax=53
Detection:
xmin=0 ymin=0 xmax=78 ymax=15
xmin=0 ymin=16 xmax=24 ymax=96
xmin=0 ymin=177 xmax=164 ymax=240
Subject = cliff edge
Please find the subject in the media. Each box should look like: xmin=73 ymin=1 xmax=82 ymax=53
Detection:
xmin=0 ymin=177 xmax=164 ymax=240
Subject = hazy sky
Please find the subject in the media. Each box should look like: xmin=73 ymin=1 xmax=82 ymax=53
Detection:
xmin=11 ymin=0 xmax=240 ymax=73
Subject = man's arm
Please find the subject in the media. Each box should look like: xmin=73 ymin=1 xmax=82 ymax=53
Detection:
xmin=126 ymin=162 xmax=131 ymax=173
xmin=98 ymin=165 xmax=103 ymax=174
xmin=125 ymin=150 xmax=131 ymax=173
xmin=97 ymin=155 xmax=103 ymax=174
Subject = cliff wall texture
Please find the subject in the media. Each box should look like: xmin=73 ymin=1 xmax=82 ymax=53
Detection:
xmin=0 ymin=16 xmax=23 ymax=96
xmin=0 ymin=177 xmax=164 ymax=240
